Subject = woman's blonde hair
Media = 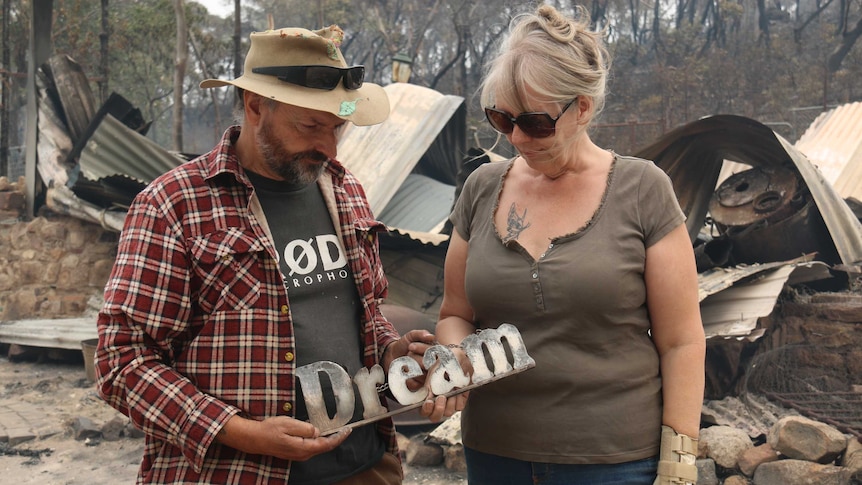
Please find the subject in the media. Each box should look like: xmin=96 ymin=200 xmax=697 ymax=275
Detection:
xmin=480 ymin=4 xmax=610 ymax=126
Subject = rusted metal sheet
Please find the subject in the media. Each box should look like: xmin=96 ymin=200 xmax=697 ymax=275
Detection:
xmin=337 ymin=83 xmax=464 ymax=217
xmin=636 ymin=114 xmax=862 ymax=266
xmin=795 ymin=102 xmax=862 ymax=203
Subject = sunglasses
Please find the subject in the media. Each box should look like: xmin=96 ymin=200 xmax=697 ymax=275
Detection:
xmin=484 ymin=98 xmax=578 ymax=138
xmin=252 ymin=65 xmax=365 ymax=91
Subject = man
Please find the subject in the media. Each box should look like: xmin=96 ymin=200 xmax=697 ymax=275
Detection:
xmin=96 ymin=25 xmax=461 ymax=484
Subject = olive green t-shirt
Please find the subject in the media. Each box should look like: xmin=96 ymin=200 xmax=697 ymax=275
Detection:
xmin=450 ymin=154 xmax=685 ymax=464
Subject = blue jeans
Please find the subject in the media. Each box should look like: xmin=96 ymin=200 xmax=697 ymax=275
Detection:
xmin=464 ymin=446 xmax=658 ymax=485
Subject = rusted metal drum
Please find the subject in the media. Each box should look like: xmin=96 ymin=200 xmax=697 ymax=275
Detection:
xmin=709 ymin=166 xmax=802 ymax=228
xmin=709 ymin=166 xmax=836 ymax=264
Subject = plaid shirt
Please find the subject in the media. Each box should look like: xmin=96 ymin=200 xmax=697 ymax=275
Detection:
xmin=96 ymin=126 xmax=401 ymax=484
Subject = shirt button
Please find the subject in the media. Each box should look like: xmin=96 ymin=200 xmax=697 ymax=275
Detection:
xmin=281 ymin=304 xmax=289 ymax=314
xmin=283 ymin=402 xmax=292 ymax=412
xmin=284 ymin=352 xmax=294 ymax=362
xmin=532 ymin=272 xmax=538 ymax=279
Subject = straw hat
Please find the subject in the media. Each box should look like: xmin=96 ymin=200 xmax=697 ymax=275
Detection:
xmin=200 ymin=25 xmax=390 ymax=126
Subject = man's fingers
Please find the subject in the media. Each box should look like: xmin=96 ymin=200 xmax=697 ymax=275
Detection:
xmin=281 ymin=427 xmax=352 ymax=462
xmin=320 ymin=427 xmax=351 ymax=448
xmin=407 ymin=329 xmax=435 ymax=343
xmin=278 ymin=417 xmax=320 ymax=438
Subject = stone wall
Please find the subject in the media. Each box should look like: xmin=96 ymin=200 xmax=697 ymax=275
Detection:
xmin=0 ymin=177 xmax=117 ymax=322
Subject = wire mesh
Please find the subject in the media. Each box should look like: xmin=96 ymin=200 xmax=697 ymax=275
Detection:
xmin=742 ymin=344 xmax=862 ymax=438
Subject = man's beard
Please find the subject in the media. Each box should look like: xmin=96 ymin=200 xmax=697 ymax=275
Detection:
xmin=256 ymin=122 xmax=329 ymax=185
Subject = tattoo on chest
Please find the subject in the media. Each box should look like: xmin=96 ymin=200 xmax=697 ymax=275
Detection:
xmin=505 ymin=202 xmax=531 ymax=241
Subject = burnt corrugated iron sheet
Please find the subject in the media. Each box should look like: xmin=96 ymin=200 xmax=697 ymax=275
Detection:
xmin=795 ymin=102 xmax=862 ymax=203
xmin=697 ymin=260 xmax=831 ymax=340
xmin=635 ymin=114 xmax=862 ymax=266
xmin=75 ymin=114 xmax=184 ymax=185
xmin=376 ymin=174 xmax=455 ymax=233
xmin=337 ymin=83 xmax=464 ymax=216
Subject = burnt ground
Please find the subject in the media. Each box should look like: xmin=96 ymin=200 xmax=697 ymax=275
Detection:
xmin=0 ymin=353 xmax=466 ymax=484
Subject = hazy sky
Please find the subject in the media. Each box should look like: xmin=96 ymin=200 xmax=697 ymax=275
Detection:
xmin=196 ymin=0 xmax=234 ymax=18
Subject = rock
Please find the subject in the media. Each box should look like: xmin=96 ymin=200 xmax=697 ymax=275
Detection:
xmin=696 ymin=458 xmax=719 ymax=484
xmin=70 ymin=416 xmax=101 ymax=441
xmin=405 ymin=433 xmax=444 ymax=466
xmin=700 ymin=425 xmax=753 ymax=470
xmin=100 ymin=416 xmax=127 ymax=442
xmin=752 ymin=459 xmax=851 ymax=485
xmin=427 ymin=411 xmax=462 ymax=446
xmin=767 ymin=415 xmax=847 ymax=464
xmin=738 ymin=443 xmax=780 ymax=476
xmin=842 ymin=437 xmax=862 ymax=478
xmin=444 ymin=443 xmax=466 ymax=473
xmin=396 ymin=431 xmax=410 ymax=459
xmin=123 ymin=420 xmax=145 ymax=439
xmin=724 ymin=475 xmax=750 ymax=485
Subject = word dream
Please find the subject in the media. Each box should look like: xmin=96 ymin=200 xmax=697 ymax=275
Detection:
xmin=296 ymin=323 xmax=536 ymax=433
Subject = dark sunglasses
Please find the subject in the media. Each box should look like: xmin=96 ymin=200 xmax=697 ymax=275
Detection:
xmin=252 ymin=65 xmax=365 ymax=91
xmin=484 ymin=98 xmax=578 ymax=138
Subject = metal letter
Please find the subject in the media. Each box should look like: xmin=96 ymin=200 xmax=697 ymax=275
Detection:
xmin=423 ymin=345 xmax=471 ymax=395
xmin=462 ymin=323 xmax=536 ymax=385
xmin=295 ymin=361 xmax=355 ymax=432
xmin=353 ymin=365 xmax=388 ymax=419
xmin=388 ymin=356 xmax=429 ymax=405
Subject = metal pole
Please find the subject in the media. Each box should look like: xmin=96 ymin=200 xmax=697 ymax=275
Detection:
xmin=1 ymin=0 xmax=10 ymax=176
xmin=24 ymin=0 xmax=53 ymax=217
xmin=99 ymin=0 xmax=109 ymax=104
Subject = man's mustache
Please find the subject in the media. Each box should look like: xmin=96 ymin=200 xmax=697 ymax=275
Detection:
xmin=289 ymin=150 xmax=330 ymax=164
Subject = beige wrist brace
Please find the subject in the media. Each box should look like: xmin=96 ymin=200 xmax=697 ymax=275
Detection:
xmin=655 ymin=425 xmax=698 ymax=485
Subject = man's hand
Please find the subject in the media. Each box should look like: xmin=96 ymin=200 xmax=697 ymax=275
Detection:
xmin=383 ymin=329 xmax=436 ymax=390
xmin=216 ymin=415 xmax=351 ymax=461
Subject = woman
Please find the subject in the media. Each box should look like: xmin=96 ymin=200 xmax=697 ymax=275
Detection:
xmin=435 ymin=5 xmax=706 ymax=484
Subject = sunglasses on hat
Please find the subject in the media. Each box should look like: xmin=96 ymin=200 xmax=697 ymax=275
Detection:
xmin=484 ymin=97 xmax=578 ymax=139
xmin=252 ymin=65 xmax=365 ymax=91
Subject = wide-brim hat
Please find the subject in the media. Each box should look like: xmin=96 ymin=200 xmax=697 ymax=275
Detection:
xmin=200 ymin=25 xmax=390 ymax=126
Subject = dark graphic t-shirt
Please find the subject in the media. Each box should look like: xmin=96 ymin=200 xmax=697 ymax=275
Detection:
xmin=246 ymin=170 xmax=384 ymax=485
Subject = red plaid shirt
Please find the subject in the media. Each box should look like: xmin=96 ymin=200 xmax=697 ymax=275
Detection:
xmin=96 ymin=126 xmax=401 ymax=484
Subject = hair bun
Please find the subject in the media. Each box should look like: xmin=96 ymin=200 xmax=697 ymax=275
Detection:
xmin=536 ymin=4 xmax=579 ymax=42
